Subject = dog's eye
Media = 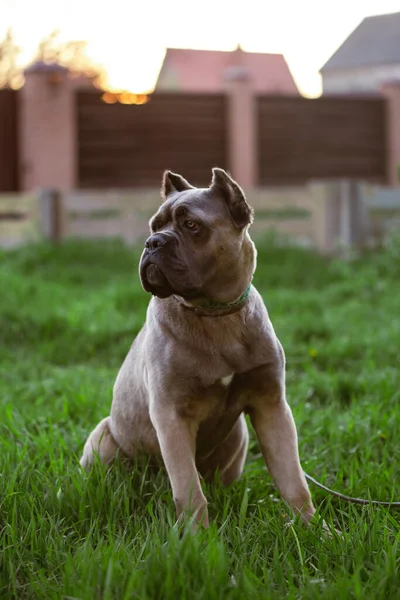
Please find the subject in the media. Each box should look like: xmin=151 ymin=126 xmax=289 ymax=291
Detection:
xmin=184 ymin=220 xmax=200 ymax=232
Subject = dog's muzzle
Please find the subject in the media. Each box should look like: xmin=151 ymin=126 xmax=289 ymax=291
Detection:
xmin=139 ymin=232 xmax=177 ymax=297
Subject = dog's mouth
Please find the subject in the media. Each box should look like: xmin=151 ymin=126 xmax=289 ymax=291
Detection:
xmin=140 ymin=255 xmax=175 ymax=298
xmin=139 ymin=249 xmax=204 ymax=300
xmin=146 ymin=263 xmax=168 ymax=288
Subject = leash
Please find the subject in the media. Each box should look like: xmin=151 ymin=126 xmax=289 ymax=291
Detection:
xmin=304 ymin=472 xmax=400 ymax=507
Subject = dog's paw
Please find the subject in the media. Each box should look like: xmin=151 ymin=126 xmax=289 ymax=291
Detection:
xmin=321 ymin=520 xmax=343 ymax=539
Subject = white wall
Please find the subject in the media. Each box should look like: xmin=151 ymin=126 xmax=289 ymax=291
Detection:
xmin=322 ymin=63 xmax=400 ymax=94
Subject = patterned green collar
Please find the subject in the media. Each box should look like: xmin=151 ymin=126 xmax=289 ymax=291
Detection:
xmin=198 ymin=283 xmax=252 ymax=310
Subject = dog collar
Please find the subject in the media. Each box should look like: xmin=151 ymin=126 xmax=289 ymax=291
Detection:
xmin=176 ymin=283 xmax=252 ymax=317
xmin=198 ymin=283 xmax=251 ymax=310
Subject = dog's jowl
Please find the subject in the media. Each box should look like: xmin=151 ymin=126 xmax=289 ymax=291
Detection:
xmin=80 ymin=168 xmax=315 ymax=529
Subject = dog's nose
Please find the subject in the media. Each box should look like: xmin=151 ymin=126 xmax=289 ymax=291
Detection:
xmin=145 ymin=233 xmax=168 ymax=251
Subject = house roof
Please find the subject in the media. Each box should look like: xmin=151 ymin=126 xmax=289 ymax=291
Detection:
xmin=321 ymin=11 xmax=400 ymax=72
xmin=156 ymin=47 xmax=298 ymax=94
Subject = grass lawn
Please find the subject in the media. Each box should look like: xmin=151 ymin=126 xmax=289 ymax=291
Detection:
xmin=1 ymin=234 xmax=400 ymax=599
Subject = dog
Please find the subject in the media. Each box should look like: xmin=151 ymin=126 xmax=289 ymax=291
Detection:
xmin=80 ymin=168 xmax=315 ymax=529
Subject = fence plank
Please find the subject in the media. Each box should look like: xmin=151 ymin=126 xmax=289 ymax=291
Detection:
xmin=61 ymin=187 xmax=317 ymax=246
xmin=0 ymin=90 xmax=19 ymax=192
xmin=0 ymin=193 xmax=40 ymax=247
xmin=76 ymin=92 xmax=228 ymax=189
xmin=257 ymin=96 xmax=387 ymax=185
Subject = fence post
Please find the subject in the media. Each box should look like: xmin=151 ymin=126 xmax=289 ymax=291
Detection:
xmin=223 ymin=65 xmax=256 ymax=188
xmin=19 ymin=62 xmax=78 ymax=192
xmin=381 ymin=82 xmax=400 ymax=187
xmin=39 ymin=189 xmax=64 ymax=243
xmin=311 ymin=181 xmax=340 ymax=254
xmin=340 ymin=180 xmax=370 ymax=249
xmin=312 ymin=179 xmax=370 ymax=254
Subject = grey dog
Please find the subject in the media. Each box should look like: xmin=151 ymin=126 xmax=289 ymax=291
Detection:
xmin=80 ymin=168 xmax=315 ymax=529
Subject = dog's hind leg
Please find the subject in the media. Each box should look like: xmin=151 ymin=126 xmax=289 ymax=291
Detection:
xmin=80 ymin=416 xmax=120 ymax=470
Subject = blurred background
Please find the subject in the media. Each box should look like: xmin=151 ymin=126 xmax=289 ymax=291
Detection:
xmin=1 ymin=0 xmax=400 ymax=251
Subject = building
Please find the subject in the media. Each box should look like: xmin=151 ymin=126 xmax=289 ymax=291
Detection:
xmin=156 ymin=46 xmax=299 ymax=94
xmin=320 ymin=11 xmax=400 ymax=95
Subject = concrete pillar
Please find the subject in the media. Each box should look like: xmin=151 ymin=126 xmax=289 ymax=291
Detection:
xmin=381 ymin=82 xmax=400 ymax=187
xmin=311 ymin=179 xmax=369 ymax=255
xmin=19 ymin=61 xmax=77 ymax=191
xmin=39 ymin=188 xmax=65 ymax=242
xmin=311 ymin=181 xmax=341 ymax=254
xmin=223 ymin=64 xmax=256 ymax=189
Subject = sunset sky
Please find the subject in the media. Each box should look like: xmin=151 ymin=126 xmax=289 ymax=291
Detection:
xmin=1 ymin=0 xmax=399 ymax=96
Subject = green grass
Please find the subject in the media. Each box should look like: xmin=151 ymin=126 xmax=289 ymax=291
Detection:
xmin=1 ymin=233 xmax=400 ymax=599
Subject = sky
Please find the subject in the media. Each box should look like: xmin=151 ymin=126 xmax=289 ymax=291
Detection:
xmin=1 ymin=0 xmax=400 ymax=97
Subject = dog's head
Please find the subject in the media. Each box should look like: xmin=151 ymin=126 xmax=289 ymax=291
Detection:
xmin=139 ymin=168 xmax=256 ymax=304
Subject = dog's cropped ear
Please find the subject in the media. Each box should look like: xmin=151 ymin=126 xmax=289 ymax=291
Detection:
xmin=210 ymin=168 xmax=254 ymax=229
xmin=161 ymin=170 xmax=194 ymax=201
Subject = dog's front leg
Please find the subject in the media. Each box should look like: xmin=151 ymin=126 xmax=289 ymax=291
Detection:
xmin=150 ymin=404 xmax=208 ymax=529
xmin=250 ymin=392 xmax=315 ymax=523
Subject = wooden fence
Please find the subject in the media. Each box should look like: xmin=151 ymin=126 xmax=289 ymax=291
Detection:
xmin=0 ymin=193 xmax=40 ymax=247
xmin=75 ymin=91 xmax=387 ymax=189
xmin=77 ymin=92 xmax=228 ymax=189
xmin=0 ymin=187 xmax=319 ymax=249
xmin=0 ymin=87 xmax=390 ymax=192
xmin=0 ymin=90 xmax=19 ymax=192
xmin=257 ymin=96 xmax=387 ymax=185
xmin=2 ymin=183 xmax=400 ymax=252
xmin=360 ymin=184 xmax=400 ymax=243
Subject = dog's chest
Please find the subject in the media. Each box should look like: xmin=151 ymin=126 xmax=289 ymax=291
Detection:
xmin=199 ymin=369 xmax=245 ymax=421
xmin=194 ymin=373 xmax=244 ymax=454
xmin=199 ymin=340 xmax=256 ymax=388
xmin=219 ymin=373 xmax=234 ymax=387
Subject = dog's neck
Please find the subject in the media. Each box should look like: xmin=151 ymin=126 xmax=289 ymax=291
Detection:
xmin=174 ymin=283 xmax=252 ymax=317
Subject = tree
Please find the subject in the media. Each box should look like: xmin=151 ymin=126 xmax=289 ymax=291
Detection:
xmin=33 ymin=29 xmax=101 ymax=79
xmin=0 ymin=28 xmax=21 ymax=89
xmin=0 ymin=28 xmax=102 ymax=90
